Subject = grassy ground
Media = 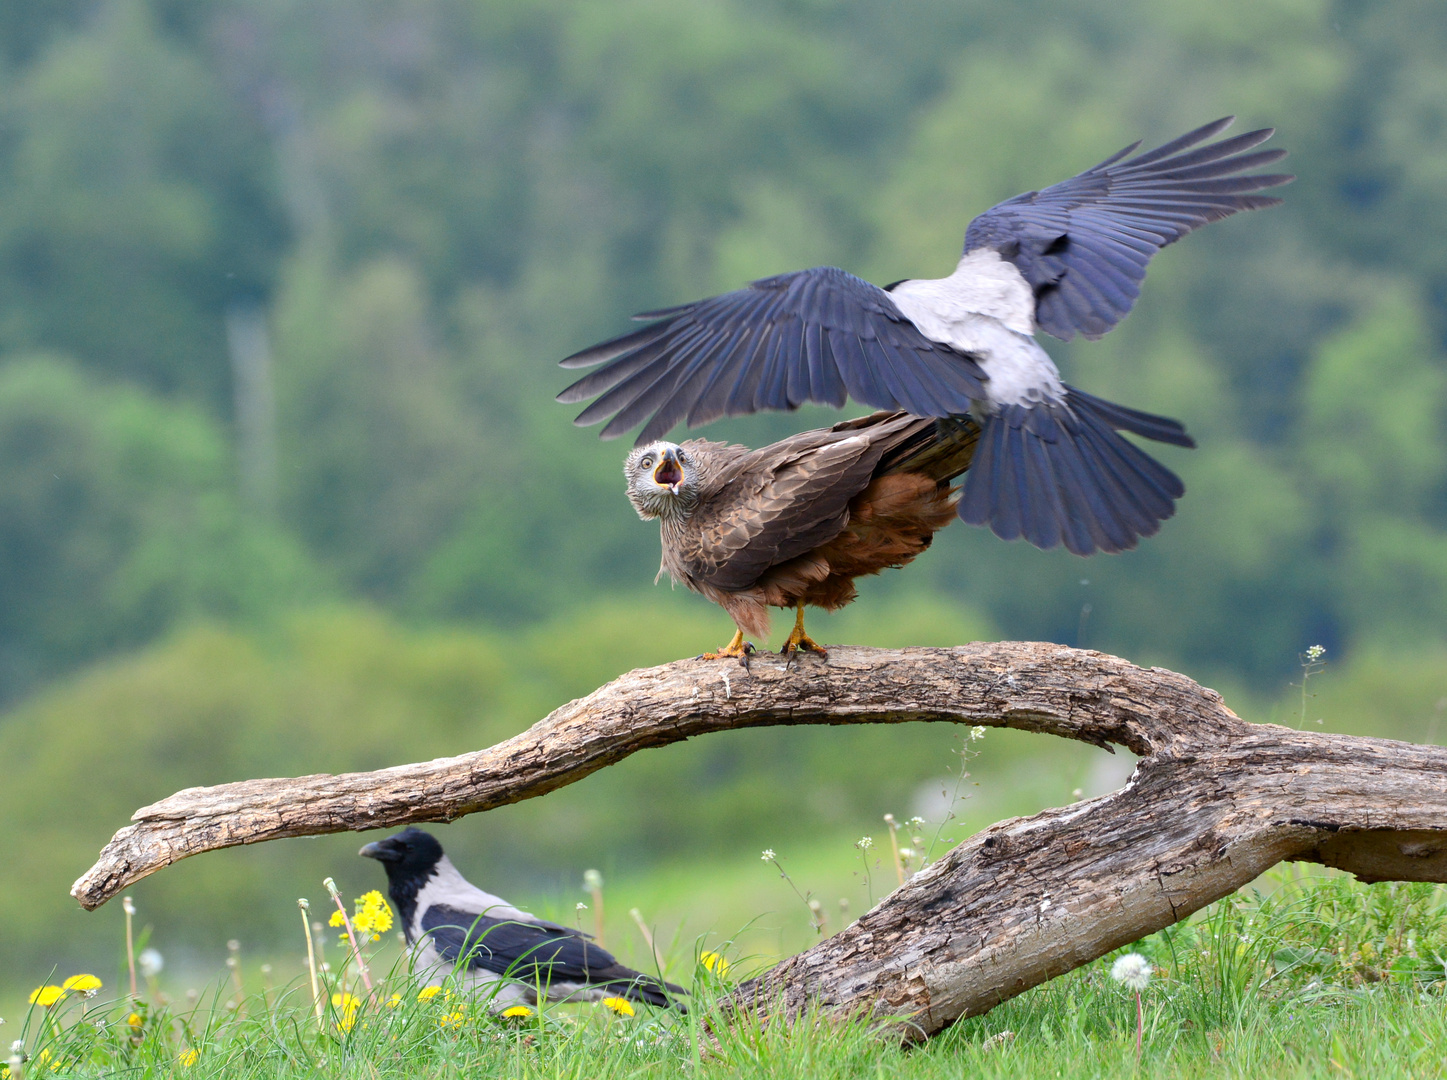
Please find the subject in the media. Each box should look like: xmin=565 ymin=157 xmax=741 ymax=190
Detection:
xmin=10 ymin=869 xmax=1447 ymax=1079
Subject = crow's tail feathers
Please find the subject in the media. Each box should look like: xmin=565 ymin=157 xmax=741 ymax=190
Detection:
xmin=597 ymin=968 xmax=689 ymax=1012
xmin=957 ymin=389 xmax=1192 ymax=555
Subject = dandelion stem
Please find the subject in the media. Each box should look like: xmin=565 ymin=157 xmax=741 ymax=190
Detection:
xmin=584 ymin=870 xmax=606 ymax=947
xmin=122 ymin=896 xmax=137 ymax=1000
xmin=324 ymin=878 xmax=374 ymax=994
xmin=299 ymin=899 xmax=324 ymax=1025
xmin=884 ymin=815 xmax=905 ymax=887
xmin=629 ymin=907 xmax=666 ymax=972
xmin=1135 ymin=989 xmax=1143 ymax=1058
xmin=226 ymin=940 xmax=246 ymax=1019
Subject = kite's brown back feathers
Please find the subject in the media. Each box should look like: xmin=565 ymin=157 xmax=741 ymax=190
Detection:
xmin=662 ymin=412 xmax=977 ymax=637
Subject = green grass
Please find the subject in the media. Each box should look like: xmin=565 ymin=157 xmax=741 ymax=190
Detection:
xmin=11 ymin=870 xmax=1447 ymax=1078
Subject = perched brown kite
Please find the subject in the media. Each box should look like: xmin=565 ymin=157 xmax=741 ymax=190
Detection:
xmin=559 ymin=119 xmax=1292 ymax=656
xmin=624 ymin=411 xmax=978 ymax=655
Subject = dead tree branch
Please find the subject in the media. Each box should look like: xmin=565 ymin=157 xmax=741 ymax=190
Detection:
xmin=72 ymin=643 xmax=1447 ymax=1039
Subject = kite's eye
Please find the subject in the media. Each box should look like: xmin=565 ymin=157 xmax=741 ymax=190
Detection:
xmin=677 ymin=451 xmax=687 ymax=464
xmin=640 ymin=455 xmax=654 ymax=469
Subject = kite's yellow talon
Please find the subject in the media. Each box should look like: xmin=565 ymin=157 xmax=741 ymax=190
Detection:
xmin=780 ymin=605 xmax=827 ymax=658
xmin=701 ymin=630 xmax=753 ymax=660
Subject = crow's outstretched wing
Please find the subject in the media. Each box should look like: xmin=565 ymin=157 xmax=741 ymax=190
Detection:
xmin=964 ymin=117 xmax=1292 ymax=341
xmin=420 ymin=905 xmax=683 ymax=1007
xmin=557 ymin=267 xmax=986 ymax=443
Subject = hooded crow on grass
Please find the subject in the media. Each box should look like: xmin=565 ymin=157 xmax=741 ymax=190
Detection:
xmin=360 ymin=826 xmax=685 ymax=1011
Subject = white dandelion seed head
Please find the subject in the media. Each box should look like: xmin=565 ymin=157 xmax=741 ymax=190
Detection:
xmin=1111 ymin=952 xmax=1152 ymax=992
xmin=122 ymin=897 xmax=136 ymax=916
xmin=583 ymin=869 xmax=603 ymax=892
xmin=138 ymin=948 xmax=164 ymax=978
xmin=761 ymin=849 xmax=776 ymax=861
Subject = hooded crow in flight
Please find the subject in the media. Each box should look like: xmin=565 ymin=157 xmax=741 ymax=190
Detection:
xmin=361 ymin=827 xmax=685 ymax=1011
xmin=560 ymin=118 xmax=1291 ymax=566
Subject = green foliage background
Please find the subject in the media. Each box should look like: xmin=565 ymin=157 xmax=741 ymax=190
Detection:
xmin=0 ymin=0 xmax=1445 ymax=1001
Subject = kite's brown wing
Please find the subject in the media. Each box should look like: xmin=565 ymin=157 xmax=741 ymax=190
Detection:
xmin=676 ymin=414 xmax=935 ymax=592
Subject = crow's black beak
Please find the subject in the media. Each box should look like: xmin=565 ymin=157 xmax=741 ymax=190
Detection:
xmin=359 ymin=839 xmax=395 ymax=861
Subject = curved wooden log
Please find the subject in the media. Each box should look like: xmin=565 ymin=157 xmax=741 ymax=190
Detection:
xmin=72 ymin=642 xmax=1447 ymax=1040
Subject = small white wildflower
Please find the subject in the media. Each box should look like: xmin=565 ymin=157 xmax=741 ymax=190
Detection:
xmin=576 ymin=902 xmax=588 ymax=911
xmin=1305 ymin=644 xmax=1325 ymax=662
xmin=138 ymin=948 xmax=164 ymax=978
xmin=969 ymin=726 xmax=987 ymax=741
xmin=1111 ymin=952 xmax=1152 ymax=992
xmin=761 ymin=849 xmax=776 ymax=861
xmin=856 ymin=836 xmax=873 ymax=850
xmin=907 ymin=816 xmax=926 ymax=828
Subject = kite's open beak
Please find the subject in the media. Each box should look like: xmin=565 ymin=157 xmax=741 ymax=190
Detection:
xmin=653 ymin=450 xmax=683 ymax=493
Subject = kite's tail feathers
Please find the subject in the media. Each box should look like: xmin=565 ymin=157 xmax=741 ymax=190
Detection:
xmin=957 ymin=392 xmax=1191 ymax=555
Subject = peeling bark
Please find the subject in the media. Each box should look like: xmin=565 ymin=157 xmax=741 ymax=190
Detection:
xmin=71 ymin=643 xmax=1447 ymax=1039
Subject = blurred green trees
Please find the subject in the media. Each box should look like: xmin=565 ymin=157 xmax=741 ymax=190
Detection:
xmin=2 ymin=0 xmax=1442 ymax=699
xmin=0 ymin=357 xmax=315 ymax=690
xmin=1 ymin=0 xmax=1446 ymax=990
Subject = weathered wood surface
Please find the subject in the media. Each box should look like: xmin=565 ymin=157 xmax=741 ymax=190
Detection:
xmin=72 ymin=642 xmax=1447 ymax=1040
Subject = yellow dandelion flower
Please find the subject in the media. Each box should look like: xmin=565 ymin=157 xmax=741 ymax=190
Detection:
xmin=177 ymin=1048 xmax=199 ymax=1067
xmin=602 ymin=997 xmax=635 ymax=1017
xmin=355 ymin=891 xmax=394 ymax=935
xmin=385 ymin=993 xmax=403 ymax=1008
xmin=28 ymin=985 xmax=64 ymax=1007
xmin=62 ymin=974 xmax=102 ymax=994
xmin=700 ymin=951 xmax=730 ymax=976
xmin=329 ymin=910 xmax=347 ymax=928
xmin=501 ymin=1005 xmax=533 ymax=1019
xmin=332 ymin=991 xmax=362 ymax=1032
xmin=126 ymin=1012 xmax=144 ymax=1030
xmin=417 ymin=986 xmax=443 ymax=1002
xmin=438 ymin=1008 xmax=467 ymax=1029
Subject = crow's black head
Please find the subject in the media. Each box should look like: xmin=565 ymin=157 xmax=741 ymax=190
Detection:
xmin=359 ymin=826 xmax=443 ymax=880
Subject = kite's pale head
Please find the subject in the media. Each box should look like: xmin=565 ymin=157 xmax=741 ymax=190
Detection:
xmin=625 ymin=441 xmax=699 ymax=521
